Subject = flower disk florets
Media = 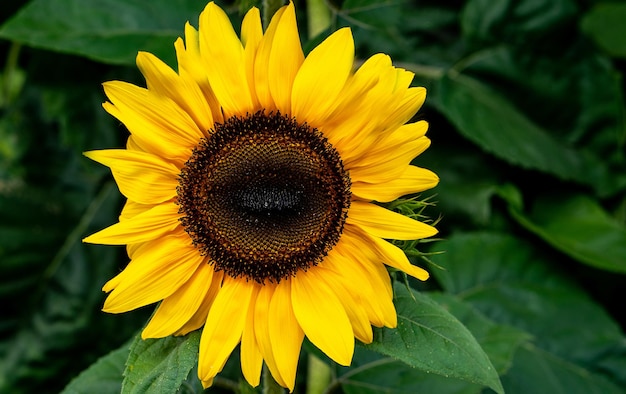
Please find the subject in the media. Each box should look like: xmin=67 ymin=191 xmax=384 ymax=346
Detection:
xmin=177 ymin=111 xmax=351 ymax=283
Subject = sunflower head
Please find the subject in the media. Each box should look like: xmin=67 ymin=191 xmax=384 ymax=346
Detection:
xmin=84 ymin=1 xmax=438 ymax=390
xmin=176 ymin=110 xmax=351 ymax=284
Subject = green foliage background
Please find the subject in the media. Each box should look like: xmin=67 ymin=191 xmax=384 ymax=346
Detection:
xmin=0 ymin=0 xmax=625 ymax=393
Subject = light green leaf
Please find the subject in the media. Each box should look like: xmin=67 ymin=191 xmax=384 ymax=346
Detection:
xmin=504 ymin=192 xmax=626 ymax=274
xmin=428 ymin=292 xmax=531 ymax=374
xmin=365 ymin=283 xmax=504 ymax=394
xmin=0 ymin=0 xmax=207 ymax=65
xmin=341 ymin=349 xmax=482 ymax=394
xmin=582 ymin=3 xmax=626 ymax=58
xmin=342 ymin=291 xmax=530 ymax=394
xmin=430 ymin=232 xmax=626 ymax=387
xmin=61 ymin=342 xmax=128 ymax=394
xmin=122 ymin=331 xmax=200 ymax=394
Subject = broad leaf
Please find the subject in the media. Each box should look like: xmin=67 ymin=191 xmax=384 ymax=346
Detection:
xmin=342 ymin=348 xmax=482 ymax=394
xmin=461 ymin=0 xmax=578 ymax=46
xmin=430 ymin=232 xmax=626 ymax=389
xmin=0 ymin=0 xmax=207 ymax=66
xmin=122 ymin=331 xmax=201 ymax=394
xmin=365 ymin=283 xmax=504 ymax=394
xmin=428 ymin=292 xmax=531 ymax=374
xmin=342 ymin=292 xmax=530 ymax=394
xmin=62 ymin=342 xmax=129 ymax=394
xmin=433 ymin=74 xmax=610 ymax=191
xmin=503 ymin=344 xmax=625 ymax=394
xmin=504 ymin=191 xmax=626 ymax=274
xmin=582 ymin=3 xmax=626 ymax=58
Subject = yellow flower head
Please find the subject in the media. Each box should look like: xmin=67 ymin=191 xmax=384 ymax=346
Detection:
xmin=84 ymin=1 xmax=438 ymax=390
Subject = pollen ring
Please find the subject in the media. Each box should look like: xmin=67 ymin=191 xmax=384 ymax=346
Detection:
xmin=177 ymin=111 xmax=351 ymax=283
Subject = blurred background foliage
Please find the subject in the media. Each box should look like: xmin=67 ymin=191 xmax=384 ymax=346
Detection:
xmin=0 ymin=0 xmax=624 ymax=393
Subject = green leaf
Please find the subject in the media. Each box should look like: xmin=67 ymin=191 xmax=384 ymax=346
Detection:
xmin=428 ymin=292 xmax=531 ymax=374
xmin=0 ymin=0 xmax=207 ymax=66
xmin=430 ymin=232 xmax=626 ymax=389
xmin=61 ymin=342 xmax=128 ymax=394
xmin=433 ymin=44 xmax=626 ymax=197
xmin=340 ymin=0 xmax=403 ymax=30
xmin=341 ymin=349 xmax=483 ymax=394
xmin=461 ymin=0 xmax=578 ymax=46
xmin=0 ymin=47 xmax=143 ymax=393
xmin=341 ymin=291 xmax=530 ymax=394
xmin=503 ymin=192 xmax=626 ymax=274
xmin=365 ymin=283 xmax=504 ymax=394
xmin=582 ymin=3 xmax=626 ymax=58
xmin=122 ymin=331 xmax=201 ymax=394
xmin=433 ymin=74 xmax=607 ymax=190
xmin=503 ymin=344 xmax=625 ymax=394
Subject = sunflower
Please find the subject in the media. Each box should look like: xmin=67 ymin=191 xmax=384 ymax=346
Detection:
xmin=84 ymin=1 xmax=438 ymax=390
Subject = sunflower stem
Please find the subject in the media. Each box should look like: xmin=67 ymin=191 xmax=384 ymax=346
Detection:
xmin=262 ymin=364 xmax=286 ymax=394
xmin=306 ymin=353 xmax=332 ymax=394
xmin=306 ymin=0 xmax=331 ymax=38
xmin=262 ymin=0 xmax=284 ymax=29
xmin=1 ymin=42 xmax=22 ymax=107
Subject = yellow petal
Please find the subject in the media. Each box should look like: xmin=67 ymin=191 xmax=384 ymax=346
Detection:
xmin=348 ymin=121 xmax=429 ymax=169
xmin=175 ymin=270 xmax=224 ymax=336
xmin=346 ymin=201 xmax=438 ymax=240
xmin=382 ymin=87 xmax=427 ymax=131
xmin=103 ymin=234 xmax=204 ymax=313
xmin=333 ymin=234 xmax=396 ymax=327
xmin=254 ymin=284 xmax=288 ymax=388
xmin=322 ymin=247 xmax=386 ymax=327
xmin=322 ymin=54 xmax=392 ymax=144
xmin=269 ymin=281 xmax=304 ymax=391
xmin=241 ymin=285 xmax=263 ymax=387
xmin=315 ymin=261 xmax=373 ymax=344
xmin=119 ymin=200 xmax=155 ymax=222
xmin=84 ymin=149 xmax=179 ymax=204
xmin=241 ymin=7 xmax=263 ymax=109
xmin=351 ymin=165 xmax=439 ymax=202
xmin=136 ymin=51 xmax=213 ymax=132
xmin=142 ymin=262 xmax=214 ymax=338
xmin=102 ymin=81 xmax=202 ymax=161
xmin=253 ymin=5 xmax=286 ymax=111
xmin=350 ymin=225 xmax=430 ymax=281
xmin=175 ymin=25 xmax=223 ymax=124
xmin=291 ymin=28 xmax=354 ymax=126
xmin=199 ymin=2 xmax=253 ymax=117
xmin=198 ymin=277 xmax=255 ymax=382
xmin=268 ymin=2 xmax=304 ymax=113
xmin=291 ymin=269 xmax=354 ymax=366
xmin=347 ymin=137 xmax=431 ymax=184
xmin=83 ymin=202 xmax=181 ymax=245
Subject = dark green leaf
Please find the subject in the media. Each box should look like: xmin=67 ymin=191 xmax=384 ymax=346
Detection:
xmin=61 ymin=342 xmax=128 ymax=394
xmin=582 ymin=3 xmax=626 ymax=58
xmin=435 ymin=44 xmax=626 ymax=197
xmin=340 ymin=0 xmax=402 ymax=30
xmin=461 ymin=0 xmax=578 ymax=46
xmin=433 ymin=74 xmax=609 ymax=190
xmin=503 ymin=343 xmax=625 ymax=394
xmin=122 ymin=331 xmax=201 ymax=394
xmin=365 ymin=283 xmax=503 ymax=394
xmin=503 ymin=192 xmax=626 ymax=274
xmin=0 ymin=0 xmax=208 ymax=66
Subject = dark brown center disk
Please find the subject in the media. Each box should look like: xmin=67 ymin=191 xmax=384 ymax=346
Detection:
xmin=177 ymin=111 xmax=351 ymax=283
